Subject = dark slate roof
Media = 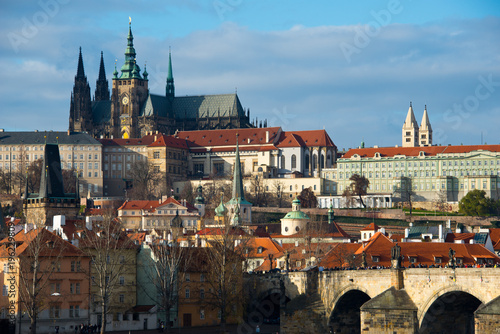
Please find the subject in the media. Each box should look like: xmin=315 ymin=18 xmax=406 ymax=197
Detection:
xmin=407 ymin=226 xmax=451 ymax=239
xmin=474 ymin=232 xmax=488 ymax=245
xmin=92 ymin=100 xmax=112 ymax=124
xmin=141 ymin=94 xmax=170 ymax=118
xmin=0 ymin=131 xmax=101 ymax=145
xmin=141 ymin=93 xmax=245 ymax=120
xmin=173 ymin=94 xmax=244 ymax=119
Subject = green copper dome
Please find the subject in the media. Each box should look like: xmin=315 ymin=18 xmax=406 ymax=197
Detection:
xmin=215 ymin=195 xmax=227 ymax=217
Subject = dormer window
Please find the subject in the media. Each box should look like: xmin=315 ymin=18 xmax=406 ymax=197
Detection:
xmin=257 ymin=247 xmax=263 ymax=254
xmin=408 ymin=255 xmax=417 ymax=264
xmin=434 ymin=256 xmax=442 ymax=264
xmin=371 ymin=255 xmax=380 ymax=263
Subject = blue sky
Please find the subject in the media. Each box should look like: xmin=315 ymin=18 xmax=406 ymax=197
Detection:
xmin=1 ymin=0 xmax=499 ymax=150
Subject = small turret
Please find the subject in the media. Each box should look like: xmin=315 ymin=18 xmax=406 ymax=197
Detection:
xmin=166 ymin=49 xmax=175 ymax=99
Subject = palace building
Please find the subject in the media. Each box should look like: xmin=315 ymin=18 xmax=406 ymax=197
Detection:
xmin=69 ymin=22 xmax=253 ymax=139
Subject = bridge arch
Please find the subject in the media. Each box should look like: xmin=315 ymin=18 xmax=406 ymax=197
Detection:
xmin=419 ymin=286 xmax=483 ymax=334
xmin=327 ymin=285 xmax=372 ymax=333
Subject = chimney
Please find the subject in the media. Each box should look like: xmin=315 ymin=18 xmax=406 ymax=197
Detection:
xmin=469 ymin=239 xmax=474 ymax=244
xmin=266 ymin=131 xmax=269 ymax=143
xmin=295 ymin=240 xmax=299 ymax=247
xmin=439 ymin=224 xmax=443 ymax=241
xmin=85 ymin=216 xmax=93 ymax=230
xmin=404 ymin=228 xmax=409 ymax=238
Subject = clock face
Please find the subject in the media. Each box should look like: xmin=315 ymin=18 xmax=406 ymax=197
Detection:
xmin=122 ymin=96 xmax=129 ymax=105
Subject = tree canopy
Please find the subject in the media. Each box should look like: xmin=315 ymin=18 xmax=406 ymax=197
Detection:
xmin=458 ymin=189 xmax=495 ymax=216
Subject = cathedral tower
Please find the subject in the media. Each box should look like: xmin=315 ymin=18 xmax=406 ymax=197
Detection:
xmin=94 ymin=51 xmax=110 ymax=101
xmin=419 ymin=105 xmax=432 ymax=146
xmin=69 ymin=47 xmax=92 ymax=132
xmin=110 ymin=20 xmax=149 ymax=139
xmin=402 ymin=102 xmax=419 ymax=147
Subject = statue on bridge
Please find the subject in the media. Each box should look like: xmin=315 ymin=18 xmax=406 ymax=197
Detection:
xmin=361 ymin=251 xmax=367 ymax=268
xmin=391 ymin=243 xmax=402 ymax=269
xmin=448 ymin=247 xmax=456 ymax=269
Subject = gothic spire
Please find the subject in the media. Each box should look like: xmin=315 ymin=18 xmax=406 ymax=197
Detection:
xmin=166 ymin=48 xmax=175 ymax=99
xmin=95 ymin=51 xmax=110 ymax=101
xmin=76 ymin=47 xmax=85 ymax=79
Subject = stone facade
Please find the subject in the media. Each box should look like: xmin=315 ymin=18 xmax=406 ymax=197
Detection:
xmin=246 ymin=268 xmax=500 ymax=334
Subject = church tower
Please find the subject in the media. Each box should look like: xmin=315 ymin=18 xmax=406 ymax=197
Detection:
xmin=110 ymin=20 xmax=149 ymax=139
xmin=419 ymin=105 xmax=432 ymax=146
xmin=225 ymin=134 xmax=252 ymax=225
xmin=69 ymin=47 xmax=92 ymax=132
xmin=94 ymin=51 xmax=110 ymax=101
xmin=402 ymin=102 xmax=419 ymax=147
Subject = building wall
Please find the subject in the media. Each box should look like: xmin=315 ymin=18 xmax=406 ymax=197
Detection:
xmin=0 ymin=140 xmax=103 ymax=197
xmin=322 ymin=149 xmax=500 ymax=203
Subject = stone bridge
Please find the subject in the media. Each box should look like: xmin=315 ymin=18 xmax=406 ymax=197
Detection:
xmin=244 ymin=268 xmax=500 ymax=333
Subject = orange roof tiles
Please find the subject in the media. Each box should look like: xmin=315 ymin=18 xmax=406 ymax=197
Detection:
xmin=148 ymin=135 xmax=189 ymax=149
xmin=98 ymin=135 xmax=157 ymax=146
xmin=276 ymin=130 xmax=336 ymax=148
xmin=342 ymin=144 xmax=500 ymax=159
xmin=355 ymin=232 xmax=500 ymax=268
xmin=361 ymin=223 xmax=380 ymax=231
xmin=242 ymin=237 xmax=285 ymax=259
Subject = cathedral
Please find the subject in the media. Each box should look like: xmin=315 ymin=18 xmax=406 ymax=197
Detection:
xmin=69 ymin=22 xmax=254 ymax=139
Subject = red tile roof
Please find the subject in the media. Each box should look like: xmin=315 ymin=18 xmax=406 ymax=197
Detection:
xmin=355 ymin=232 xmax=500 ymax=268
xmin=118 ymin=200 xmax=161 ymax=212
xmin=242 ymin=237 xmax=285 ymax=259
xmin=317 ymin=243 xmax=363 ymax=268
xmin=361 ymin=223 xmax=380 ymax=231
xmin=148 ymin=135 xmax=189 ymax=149
xmin=98 ymin=135 xmax=157 ymax=146
xmin=342 ymin=144 xmax=500 ymax=159
xmin=277 ymin=130 xmax=336 ymax=148
xmin=196 ymin=227 xmax=248 ymax=236
xmin=175 ymin=127 xmax=281 ymax=147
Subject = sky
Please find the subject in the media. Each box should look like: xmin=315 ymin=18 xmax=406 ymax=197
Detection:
xmin=1 ymin=0 xmax=499 ymax=150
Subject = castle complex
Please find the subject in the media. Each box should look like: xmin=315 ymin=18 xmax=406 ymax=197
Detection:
xmin=69 ymin=23 xmax=253 ymax=139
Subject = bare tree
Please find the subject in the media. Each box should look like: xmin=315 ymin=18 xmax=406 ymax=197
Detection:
xmin=248 ymin=174 xmax=267 ymax=207
xmin=14 ymin=228 xmax=69 ymax=334
xmin=272 ymin=179 xmax=285 ymax=208
xmin=26 ymin=158 xmax=43 ymax=193
xmin=80 ymin=212 xmax=136 ymax=334
xmin=434 ymin=189 xmax=449 ymax=213
xmin=139 ymin=238 xmax=190 ymax=333
xmin=128 ymin=160 xmax=162 ymax=200
xmin=202 ymin=225 xmax=247 ymax=332
xmin=180 ymin=181 xmax=195 ymax=204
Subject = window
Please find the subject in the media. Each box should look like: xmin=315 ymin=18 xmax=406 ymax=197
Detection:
xmin=291 ymin=154 xmax=297 ymax=169
xmin=185 ymin=273 xmax=190 ymax=282
xmin=69 ymin=305 xmax=80 ymax=318
xmin=200 ymin=309 xmax=205 ymax=320
xmin=200 ymin=288 xmax=205 ymax=299
xmin=281 ymin=155 xmax=285 ymax=169
xmin=153 ymin=151 xmax=160 ymax=159
xmin=214 ymin=162 xmax=224 ymax=175
xmin=50 ymin=305 xmax=61 ymax=318
xmin=200 ymin=274 xmax=205 ymax=282
xmin=119 ymin=294 xmax=125 ymax=303
xmin=2 ymin=285 xmax=7 ymax=296
xmin=119 ymin=276 xmax=125 ymax=286
xmin=185 ymin=288 xmax=190 ymax=299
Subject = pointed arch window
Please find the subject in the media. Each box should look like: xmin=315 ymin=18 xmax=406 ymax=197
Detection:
xmin=313 ymin=154 xmax=318 ymax=170
xmin=305 ymin=155 xmax=309 ymax=169
xmin=281 ymin=155 xmax=285 ymax=169
xmin=321 ymin=155 xmax=325 ymax=169
xmin=291 ymin=155 xmax=297 ymax=169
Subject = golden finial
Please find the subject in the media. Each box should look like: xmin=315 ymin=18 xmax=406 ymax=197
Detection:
xmin=129 ymin=16 xmax=132 ymax=24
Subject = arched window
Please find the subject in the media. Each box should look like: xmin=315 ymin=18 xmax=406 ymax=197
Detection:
xmin=291 ymin=154 xmax=297 ymax=169
xmin=305 ymin=155 xmax=309 ymax=169
xmin=321 ymin=155 xmax=325 ymax=169
xmin=313 ymin=154 xmax=318 ymax=170
xmin=281 ymin=155 xmax=285 ymax=169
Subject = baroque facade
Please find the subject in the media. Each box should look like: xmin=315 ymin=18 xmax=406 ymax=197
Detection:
xmin=69 ymin=23 xmax=253 ymax=139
